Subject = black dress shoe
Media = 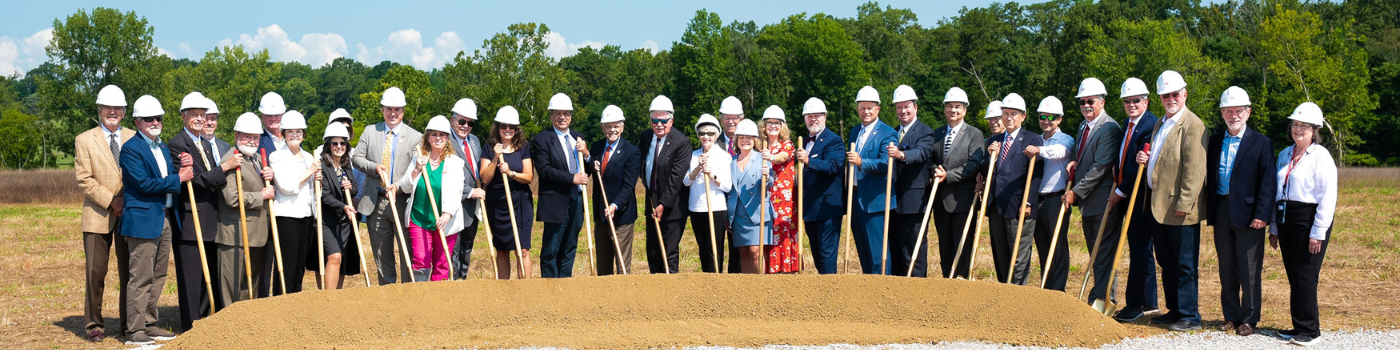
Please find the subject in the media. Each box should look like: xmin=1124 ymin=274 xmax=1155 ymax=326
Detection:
xmin=1167 ymin=320 xmax=1202 ymax=332
xmin=1112 ymin=307 xmax=1145 ymax=322
xmin=1290 ymin=334 xmax=1321 ymax=346
xmin=1150 ymin=314 xmax=1181 ymax=324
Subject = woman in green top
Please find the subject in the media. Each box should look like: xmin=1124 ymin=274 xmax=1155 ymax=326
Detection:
xmin=397 ymin=116 xmax=466 ymax=281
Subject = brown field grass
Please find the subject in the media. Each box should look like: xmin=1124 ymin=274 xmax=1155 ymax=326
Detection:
xmin=0 ymin=167 xmax=1395 ymax=348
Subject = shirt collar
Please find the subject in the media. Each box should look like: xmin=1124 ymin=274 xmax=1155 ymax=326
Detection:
xmin=184 ymin=128 xmax=201 ymax=141
xmin=1226 ymin=127 xmax=1246 ymax=139
xmin=101 ymin=124 xmax=121 ymax=136
xmin=139 ymin=131 xmax=161 ymax=147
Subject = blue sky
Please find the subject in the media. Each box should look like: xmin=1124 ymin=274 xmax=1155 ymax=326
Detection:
xmin=0 ymin=0 xmax=1006 ymax=76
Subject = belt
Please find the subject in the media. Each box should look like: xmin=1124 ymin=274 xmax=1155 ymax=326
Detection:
xmin=1038 ymin=190 xmax=1064 ymax=200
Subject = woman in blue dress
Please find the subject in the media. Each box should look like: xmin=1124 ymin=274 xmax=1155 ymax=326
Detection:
xmin=728 ymin=119 xmax=774 ymax=274
xmin=480 ymin=106 xmax=535 ymax=279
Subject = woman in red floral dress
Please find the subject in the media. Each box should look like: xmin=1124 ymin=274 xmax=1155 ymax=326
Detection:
xmin=760 ymin=106 xmax=799 ymax=273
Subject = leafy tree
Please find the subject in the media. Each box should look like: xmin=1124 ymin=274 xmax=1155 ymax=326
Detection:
xmin=671 ymin=10 xmax=735 ymax=138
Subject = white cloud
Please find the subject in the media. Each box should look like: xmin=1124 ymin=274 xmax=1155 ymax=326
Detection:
xmin=155 ymin=46 xmax=173 ymax=58
xmin=640 ymin=40 xmax=659 ymax=54
xmin=176 ymin=42 xmax=193 ymax=58
xmin=0 ymin=28 xmax=52 ymax=77
xmin=355 ymin=29 xmax=466 ymax=69
xmin=219 ymin=24 xmax=347 ymax=67
xmin=544 ymin=32 xmax=606 ymax=59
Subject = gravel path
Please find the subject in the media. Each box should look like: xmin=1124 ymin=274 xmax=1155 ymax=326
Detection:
xmin=680 ymin=329 xmax=1400 ymax=350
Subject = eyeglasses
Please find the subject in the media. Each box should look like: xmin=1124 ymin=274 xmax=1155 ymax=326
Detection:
xmin=455 ymin=119 xmax=472 ymax=126
xmin=1078 ymin=98 xmax=1097 ymax=106
xmin=1290 ymin=122 xmax=1315 ymax=129
xmin=135 ymin=116 xmax=163 ymax=123
xmin=328 ymin=141 xmax=348 ymax=147
xmin=764 ymin=120 xmax=783 ymax=125
xmin=1038 ymin=114 xmax=1059 ymax=121
xmin=697 ymin=131 xmax=717 ymax=137
xmin=1161 ymin=91 xmax=1182 ymax=100
xmin=651 ymin=118 xmax=671 ymax=125
xmin=1123 ymin=97 xmax=1145 ymax=105
xmin=499 ymin=124 xmax=519 ymax=130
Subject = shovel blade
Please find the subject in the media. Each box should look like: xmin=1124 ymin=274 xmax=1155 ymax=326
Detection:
xmin=1091 ymin=298 xmax=1117 ymax=316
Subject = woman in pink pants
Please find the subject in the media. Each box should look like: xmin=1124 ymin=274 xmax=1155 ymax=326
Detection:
xmin=398 ymin=115 xmax=466 ymax=281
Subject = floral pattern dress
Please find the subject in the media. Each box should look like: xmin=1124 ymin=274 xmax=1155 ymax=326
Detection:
xmin=765 ymin=139 xmax=799 ymax=273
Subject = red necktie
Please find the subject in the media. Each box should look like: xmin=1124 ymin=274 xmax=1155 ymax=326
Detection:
xmin=1073 ymin=125 xmax=1090 ymax=178
xmin=998 ymin=134 xmax=1014 ymax=165
xmin=1117 ymin=121 xmax=1135 ymax=184
xmin=463 ymin=139 xmax=478 ymax=182
xmin=601 ymin=143 xmax=613 ymax=173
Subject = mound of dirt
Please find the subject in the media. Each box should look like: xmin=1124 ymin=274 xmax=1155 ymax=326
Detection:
xmin=165 ymin=274 xmax=1138 ymax=349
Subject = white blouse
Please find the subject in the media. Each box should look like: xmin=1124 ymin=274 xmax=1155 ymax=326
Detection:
xmin=269 ymin=147 xmax=318 ymax=218
xmin=1271 ymin=143 xmax=1337 ymax=240
xmin=683 ymin=146 xmax=733 ymax=212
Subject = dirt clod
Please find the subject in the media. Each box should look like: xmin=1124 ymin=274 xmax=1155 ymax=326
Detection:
xmin=165 ymin=274 xmax=1137 ymax=349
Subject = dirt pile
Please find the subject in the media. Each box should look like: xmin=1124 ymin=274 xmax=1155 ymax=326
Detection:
xmin=164 ymin=274 xmax=1139 ymax=349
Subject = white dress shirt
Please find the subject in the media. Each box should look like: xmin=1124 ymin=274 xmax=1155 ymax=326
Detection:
xmin=1038 ymin=131 xmax=1075 ymax=193
xmin=101 ymin=124 xmax=123 ymax=155
xmin=1114 ymin=114 xmax=1146 ymax=198
xmin=140 ymin=132 xmax=173 ymax=208
xmin=270 ymin=147 xmax=317 ymax=218
xmin=1146 ymin=112 xmax=1180 ymax=189
xmin=683 ymin=146 xmax=733 ymax=212
xmin=646 ymin=134 xmax=662 ymax=185
xmin=555 ymin=127 xmax=585 ymax=191
xmin=1271 ymin=143 xmax=1337 ymax=240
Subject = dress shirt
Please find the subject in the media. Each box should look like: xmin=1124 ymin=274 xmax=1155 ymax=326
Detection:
xmin=101 ymin=124 xmax=123 ymax=155
xmin=646 ymin=134 xmax=662 ymax=185
xmin=1218 ymin=128 xmax=1245 ymax=195
xmin=857 ymin=121 xmax=877 ymax=152
xmin=1114 ymin=114 xmax=1146 ymax=198
xmin=682 ymin=146 xmax=733 ymax=212
xmin=1271 ymin=143 xmax=1337 ymax=240
xmin=1038 ymin=131 xmax=1075 ymax=193
xmin=139 ymin=131 xmax=173 ymax=208
xmin=1146 ymin=112 xmax=1180 ymax=189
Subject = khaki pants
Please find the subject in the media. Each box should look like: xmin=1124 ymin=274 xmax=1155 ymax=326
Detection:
xmin=124 ymin=217 xmax=172 ymax=335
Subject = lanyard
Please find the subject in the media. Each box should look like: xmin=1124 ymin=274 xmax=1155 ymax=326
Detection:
xmin=1283 ymin=149 xmax=1304 ymax=197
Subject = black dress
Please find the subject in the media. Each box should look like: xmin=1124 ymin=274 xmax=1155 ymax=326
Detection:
xmin=482 ymin=144 xmax=534 ymax=251
xmin=312 ymin=159 xmax=362 ymax=275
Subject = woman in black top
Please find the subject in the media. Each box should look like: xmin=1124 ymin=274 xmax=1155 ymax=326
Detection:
xmin=481 ymin=106 xmax=536 ymax=279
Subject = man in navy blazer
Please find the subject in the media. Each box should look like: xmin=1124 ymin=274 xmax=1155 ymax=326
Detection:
xmin=531 ymin=93 xmax=589 ymax=278
xmin=885 ymin=85 xmax=939 ymax=277
xmin=639 ymin=95 xmax=693 ymax=274
xmin=1204 ymin=87 xmax=1276 ymax=336
xmin=984 ymin=93 xmax=1043 ymax=285
xmin=587 ymin=105 xmax=642 ymax=276
xmin=931 ymin=88 xmax=987 ymax=279
xmin=119 ymin=95 xmax=192 ymax=345
xmin=848 ymin=86 xmax=899 ymax=275
xmin=1107 ymin=78 xmax=1162 ymax=322
xmin=795 ymin=98 xmax=846 ymax=274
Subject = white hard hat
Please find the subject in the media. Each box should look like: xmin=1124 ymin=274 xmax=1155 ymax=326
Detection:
xmin=495 ymin=106 xmax=520 ymax=125
xmin=280 ymin=110 xmax=307 ymax=130
xmin=234 ymin=112 xmax=263 ymax=134
xmin=328 ymin=108 xmax=352 ymax=125
xmin=259 ymin=92 xmax=287 ymax=115
xmin=801 ymin=97 xmax=827 ymax=115
xmin=96 ymin=85 xmax=127 ymax=107
xmin=892 ymin=85 xmax=918 ymax=103
xmin=735 ymin=119 xmax=759 ymax=137
xmin=1001 ymin=93 xmax=1027 ymax=112
xmin=600 ymin=105 xmax=625 ymax=124
xmin=1156 ymin=70 xmax=1186 ymax=94
xmin=180 ymin=92 xmax=212 ymax=111
xmin=761 ymin=105 xmax=785 ymax=122
xmin=547 ymin=93 xmax=573 ymax=111
xmin=1289 ymin=102 xmax=1325 ymax=126
xmin=426 ymin=115 xmax=452 ymax=134
xmin=855 ymin=85 xmax=881 ymax=103
xmin=323 ymin=122 xmax=350 ymax=140
xmin=1120 ymin=77 xmax=1150 ymax=98
xmin=205 ymin=97 xmax=219 ymax=115
xmin=719 ymin=96 xmax=743 ymax=115
xmin=132 ymin=95 xmax=164 ymax=118
xmin=1219 ymin=86 xmax=1251 ymax=108
xmin=649 ymin=95 xmax=674 ymax=112
xmin=381 ymin=87 xmax=407 ymax=107
xmin=1037 ymin=96 xmax=1064 ymax=115
xmin=1076 ymin=78 xmax=1107 ymax=98
xmin=695 ymin=113 xmax=720 ymax=131
xmin=451 ymin=98 xmax=478 ymax=120
xmin=984 ymin=101 xmax=1003 ymax=119
xmin=943 ymin=87 xmax=969 ymax=105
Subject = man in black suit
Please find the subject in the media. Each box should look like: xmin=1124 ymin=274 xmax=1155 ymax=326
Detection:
xmin=931 ymin=88 xmax=986 ymax=279
xmin=167 ymin=92 xmax=239 ymax=330
xmin=531 ymin=93 xmax=589 ymax=278
xmin=984 ymin=93 xmax=1043 ymax=285
xmin=588 ymin=105 xmax=642 ymax=276
xmin=639 ymin=95 xmax=692 ymax=273
xmin=795 ymin=98 xmax=846 ymax=274
xmin=884 ymin=85 xmax=938 ymax=277
xmin=1205 ymin=87 xmax=1276 ymax=336
xmin=1108 ymin=78 xmax=1162 ymax=322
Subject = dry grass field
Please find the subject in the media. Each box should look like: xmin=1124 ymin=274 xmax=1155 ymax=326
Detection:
xmin=0 ymin=168 xmax=1395 ymax=349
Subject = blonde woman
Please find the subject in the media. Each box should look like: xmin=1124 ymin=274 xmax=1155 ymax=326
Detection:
xmin=759 ymin=105 xmax=798 ymax=273
xmin=397 ymin=116 xmax=465 ymax=282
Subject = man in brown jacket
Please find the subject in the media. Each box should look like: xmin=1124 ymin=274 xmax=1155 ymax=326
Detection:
xmin=75 ymin=85 xmax=137 ymax=342
xmin=215 ymin=113 xmax=273 ymax=306
xmin=1134 ymin=70 xmax=1208 ymax=332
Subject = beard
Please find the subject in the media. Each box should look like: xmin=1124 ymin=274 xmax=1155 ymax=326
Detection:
xmin=145 ymin=126 xmax=162 ymax=138
xmin=238 ymin=144 xmax=258 ymax=157
xmin=1165 ymin=103 xmax=1182 ymax=115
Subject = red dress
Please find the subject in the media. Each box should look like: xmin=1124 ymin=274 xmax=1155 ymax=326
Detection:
xmin=764 ymin=140 xmax=799 ymax=273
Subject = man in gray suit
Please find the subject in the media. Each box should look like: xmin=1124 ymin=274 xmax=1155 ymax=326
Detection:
xmin=352 ymin=87 xmax=423 ymax=284
xmin=1065 ymin=78 xmax=1124 ymax=302
xmin=447 ymin=98 xmax=486 ymax=280
xmin=930 ymin=87 xmax=987 ymax=279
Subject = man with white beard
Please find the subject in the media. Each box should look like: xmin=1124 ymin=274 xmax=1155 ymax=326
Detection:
xmin=214 ymin=113 xmax=276 ymax=307
xmin=1203 ymin=87 xmax=1275 ymax=336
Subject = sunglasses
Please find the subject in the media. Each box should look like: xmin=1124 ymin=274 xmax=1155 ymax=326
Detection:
xmin=455 ymin=119 xmax=472 ymax=126
xmin=651 ymin=118 xmax=671 ymax=125
xmin=1038 ymin=114 xmax=1059 ymax=121
xmin=1078 ymin=98 xmax=1097 ymax=106
xmin=499 ymin=124 xmax=519 ymax=130
xmin=697 ymin=131 xmax=717 ymax=137
xmin=328 ymin=141 xmax=348 ymax=147
xmin=1161 ymin=91 xmax=1183 ymax=99
xmin=1123 ymin=97 xmax=1145 ymax=105
xmin=135 ymin=116 xmax=163 ymax=123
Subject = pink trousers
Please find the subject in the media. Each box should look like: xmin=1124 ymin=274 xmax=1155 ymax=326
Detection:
xmin=408 ymin=222 xmax=457 ymax=281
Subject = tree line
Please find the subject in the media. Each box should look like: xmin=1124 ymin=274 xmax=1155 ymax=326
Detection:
xmin=1 ymin=0 xmax=1396 ymax=169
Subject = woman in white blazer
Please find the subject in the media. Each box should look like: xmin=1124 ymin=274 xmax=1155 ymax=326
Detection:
xmin=397 ymin=115 xmax=465 ymax=282
xmin=268 ymin=110 xmax=319 ymax=294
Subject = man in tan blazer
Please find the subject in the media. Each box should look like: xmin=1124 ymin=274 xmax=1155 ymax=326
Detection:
xmin=1134 ymin=70 xmax=1208 ymax=332
xmin=75 ymin=85 xmax=137 ymax=342
xmin=215 ymin=113 xmax=273 ymax=306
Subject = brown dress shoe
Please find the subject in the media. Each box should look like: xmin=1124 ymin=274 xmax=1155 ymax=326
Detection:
xmin=1217 ymin=321 xmax=1236 ymax=332
xmin=87 ymin=329 xmax=104 ymax=342
xmin=1236 ymin=323 xmax=1255 ymax=336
